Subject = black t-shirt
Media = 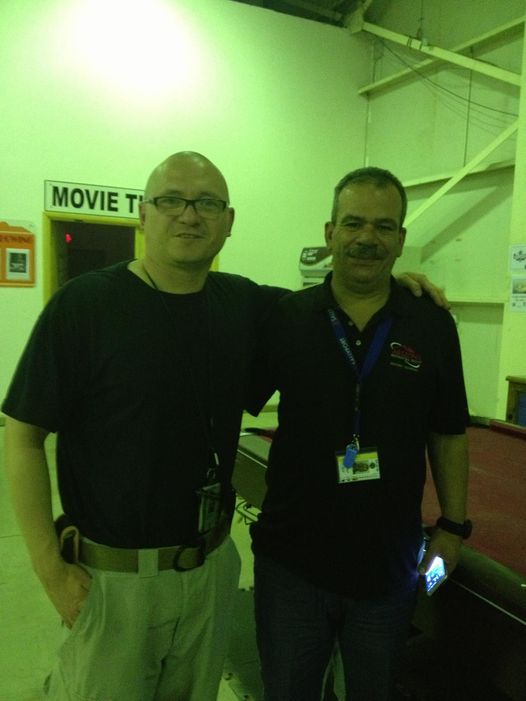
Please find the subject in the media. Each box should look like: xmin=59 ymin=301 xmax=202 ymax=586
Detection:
xmin=3 ymin=261 xmax=285 ymax=547
xmin=250 ymin=275 xmax=469 ymax=599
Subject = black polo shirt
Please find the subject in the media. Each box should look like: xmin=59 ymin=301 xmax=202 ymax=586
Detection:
xmin=3 ymin=261 xmax=285 ymax=547
xmin=250 ymin=274 xmax=469 ymax=599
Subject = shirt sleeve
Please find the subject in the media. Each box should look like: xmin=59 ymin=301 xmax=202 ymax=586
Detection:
xmin=244 ymin=285 xmax=288 ymax=416
xmin=2 ymin=285 xmax=86 ymax=432
xmin=428 ymin=310 xmax=470 ymax=435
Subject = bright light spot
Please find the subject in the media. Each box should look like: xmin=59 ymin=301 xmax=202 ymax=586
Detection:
xmin=52 ymin=0 xmax=212 ymax=103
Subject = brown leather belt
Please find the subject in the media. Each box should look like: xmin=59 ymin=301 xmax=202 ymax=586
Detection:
xmin=78 ymin=516 xmax=231 ymax=574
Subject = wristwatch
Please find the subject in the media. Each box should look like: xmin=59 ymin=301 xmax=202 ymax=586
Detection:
xmin=436 ymin=516 xmax=472 ymax=539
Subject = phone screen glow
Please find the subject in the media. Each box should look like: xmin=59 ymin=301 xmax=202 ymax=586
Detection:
xmin=425 ymin=555 xmax=447 ymax=595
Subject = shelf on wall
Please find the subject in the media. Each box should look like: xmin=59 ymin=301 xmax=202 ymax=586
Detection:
xmin=449 ymin=298 xmax=506 ymax=305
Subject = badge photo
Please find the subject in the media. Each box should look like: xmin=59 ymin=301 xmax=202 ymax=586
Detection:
xmin=337 ymin=448 xmax=380 ymax=484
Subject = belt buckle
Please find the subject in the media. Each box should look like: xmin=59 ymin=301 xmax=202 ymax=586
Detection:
xmin=173 ymin=540 xmax=206 ymax=572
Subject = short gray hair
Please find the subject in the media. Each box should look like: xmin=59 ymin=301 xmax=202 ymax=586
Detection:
xmin=331 ymin=166 xmax=407 ymax=227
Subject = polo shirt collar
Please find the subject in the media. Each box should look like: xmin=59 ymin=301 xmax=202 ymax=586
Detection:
xmin=319 ymin=271 xmax=417 ymax=322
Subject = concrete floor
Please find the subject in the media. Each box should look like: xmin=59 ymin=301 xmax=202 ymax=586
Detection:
xmin=0 ymin=412 xmax=276 ymax=701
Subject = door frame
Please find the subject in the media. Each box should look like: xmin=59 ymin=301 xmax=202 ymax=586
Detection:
xmin=42 ymin=211 xmax=141 ymax=302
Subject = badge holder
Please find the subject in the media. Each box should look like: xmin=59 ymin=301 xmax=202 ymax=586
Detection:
xmin=337 ymin=437 xmax=381 ymax=484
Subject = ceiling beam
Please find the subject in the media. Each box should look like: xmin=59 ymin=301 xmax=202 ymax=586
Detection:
xmin=358 ymin=16 xmax=525 ymax=96
xmin=352 ymin=20 xmax=522 ymax=86
xmin=280 ymin=0 xmax=342 ymax=21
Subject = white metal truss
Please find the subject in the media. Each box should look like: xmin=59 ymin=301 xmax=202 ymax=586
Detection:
xmin=346 ymin=7 xmax=524 ymax=227
xmin=404 ymin=121 xmax=519 ymax=230
xmin=357 ymin=16 xmax=525 ymax=96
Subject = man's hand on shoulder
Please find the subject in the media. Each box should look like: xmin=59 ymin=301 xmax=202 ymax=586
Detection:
xmin=397 ymin=272 xmax=450 ymax=309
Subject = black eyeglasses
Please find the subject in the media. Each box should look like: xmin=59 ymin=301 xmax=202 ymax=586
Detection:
xmin=144 ymin=196 xmax=228 ymax=219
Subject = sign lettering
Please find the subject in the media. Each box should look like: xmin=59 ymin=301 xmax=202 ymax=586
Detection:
xmin=45 ymin=180 xmax=143 ymax=219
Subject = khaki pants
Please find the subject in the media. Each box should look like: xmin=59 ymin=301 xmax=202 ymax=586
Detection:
xmin=45 ymin=536 xmax=241 ymax=701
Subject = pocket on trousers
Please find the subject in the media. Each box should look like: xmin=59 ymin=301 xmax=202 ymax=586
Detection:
xmin=66 ymin=570 xmax=99 ymax=639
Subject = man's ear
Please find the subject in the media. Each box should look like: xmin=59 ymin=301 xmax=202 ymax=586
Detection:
xmin=397 ymin=227 xmax=407 ymax=257
xmin=139 ymin=201 xmax=147 ymax=230
xmin=226 ymin=207 xmax=235 ymax=237
xmin=324 ymin=221 xmax=334 ymax=250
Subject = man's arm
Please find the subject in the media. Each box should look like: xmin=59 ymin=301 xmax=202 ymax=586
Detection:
xmin=4 ymin=416 xmax=91 ymax=628
xmin=397 ymin=272 xmax=449 ymax=309
xmin=420 ymin=431 xmax=469 ymax=575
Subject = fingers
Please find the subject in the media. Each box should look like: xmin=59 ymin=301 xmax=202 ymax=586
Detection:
xmin=44 ymin=562 xmax=92 ymax=628
xmin=418 ymin=550 xmax=434 ymax=575
xmin=397 ymin=272 xmax=422 ymax=296
xmin=397 ymin=272 xmax=450 ymax=309
xmin=421 ymin=531 xmax=462 ymax=577
xmin=64 ymin=598 xmax=87 ymax=629
xmin=427 ymin=286 xmax=450 ymax=310
xmin=414 ymin=274 xmax=450 ymax=309
xmin=74 ymin=564 xmax=93 ymax=590
xmin=62 ymin=591 xmax=88 ymax=628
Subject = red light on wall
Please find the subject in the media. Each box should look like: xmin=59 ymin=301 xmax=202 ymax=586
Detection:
xmin=65 ymin=233 xmax=73 ymax=244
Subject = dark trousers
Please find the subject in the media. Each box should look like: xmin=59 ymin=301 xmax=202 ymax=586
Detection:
xmin=254 ymin=555 xmax=417 ymax=701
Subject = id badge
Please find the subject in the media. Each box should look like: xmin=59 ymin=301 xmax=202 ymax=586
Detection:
xmin=337 ymin=447 xmax=381 ymax=484
xmin=196 ymin=482 xmax=222 ymax=534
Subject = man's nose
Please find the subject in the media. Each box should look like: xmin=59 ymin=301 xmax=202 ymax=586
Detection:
xmin=355 ymin=222 xmax=377 ymax=241
xmin=177 ymin=201 xmax=200 ymax=222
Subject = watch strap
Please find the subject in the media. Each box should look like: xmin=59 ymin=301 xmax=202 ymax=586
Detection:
xmin=436 ymin=516 xmax=472 ymax=539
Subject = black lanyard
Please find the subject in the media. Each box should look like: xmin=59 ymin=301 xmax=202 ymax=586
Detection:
xmin=328 ymin=308 xmax=392 ymax=447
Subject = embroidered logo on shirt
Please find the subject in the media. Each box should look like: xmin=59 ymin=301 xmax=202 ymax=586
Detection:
xmin=389 ymin=341 xmax=422 ymax=371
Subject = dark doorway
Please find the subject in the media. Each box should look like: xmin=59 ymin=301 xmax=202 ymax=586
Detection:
xmin=54 ymin=221 xmax=135 ymax=285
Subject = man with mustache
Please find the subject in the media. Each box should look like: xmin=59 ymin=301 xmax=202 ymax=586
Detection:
xmin=249 ymin=167 xmax=470 ymax=701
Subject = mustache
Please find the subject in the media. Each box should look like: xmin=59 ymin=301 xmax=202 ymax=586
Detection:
xmin=347 ymin=245 xmax=387 ymax=260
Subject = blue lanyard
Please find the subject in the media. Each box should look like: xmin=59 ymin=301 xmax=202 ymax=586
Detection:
xmin=327 ymin=308 xmax=392 ymax=445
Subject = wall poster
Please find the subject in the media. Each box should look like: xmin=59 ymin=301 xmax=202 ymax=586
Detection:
xmin=0 ymin=221 xmax=35 ymax=287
